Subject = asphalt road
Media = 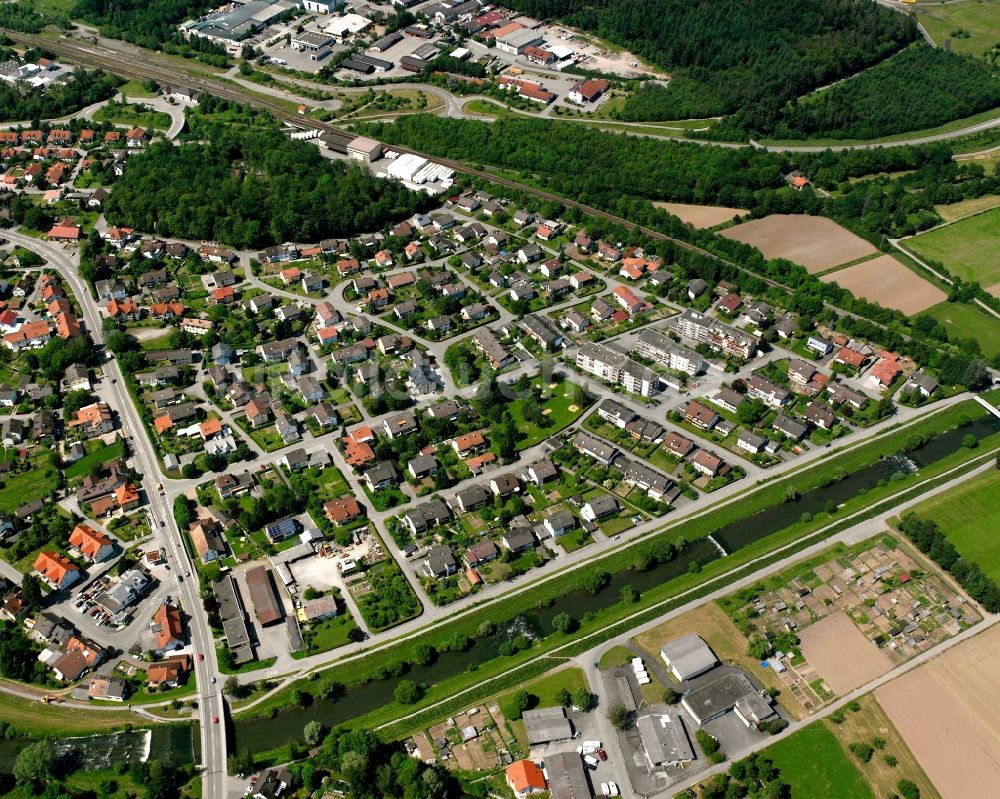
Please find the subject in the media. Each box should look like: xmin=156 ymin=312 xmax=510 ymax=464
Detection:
xmin=2 ymin=231 xmax=229 ymax=799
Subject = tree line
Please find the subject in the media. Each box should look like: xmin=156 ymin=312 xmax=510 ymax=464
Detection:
xmin=711 ymin=43 xmax=1000 ymax=140
xmin=898 ymin=511 xmax=1000 ymax=613
xmin=105 ymin=100 xmax=431 ymax=249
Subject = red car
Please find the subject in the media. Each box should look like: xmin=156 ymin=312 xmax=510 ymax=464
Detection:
xmin=213 ymin=716 xmax=220 ymax=724
xmin=597 ymin=749 xmax=607 ymax=761
xmin=197 ymin=653 xmax=205 ymax=662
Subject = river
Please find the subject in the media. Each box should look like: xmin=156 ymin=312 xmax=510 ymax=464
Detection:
xmin=231 ymin=414 xmax=998 ymax=753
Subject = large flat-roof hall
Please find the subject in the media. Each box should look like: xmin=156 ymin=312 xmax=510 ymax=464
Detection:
xmin=660 ymin=633 xmax=717 ymax=681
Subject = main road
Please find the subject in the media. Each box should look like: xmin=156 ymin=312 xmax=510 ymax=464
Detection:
xmin=3 ymin=231 xmax=229 ymax=799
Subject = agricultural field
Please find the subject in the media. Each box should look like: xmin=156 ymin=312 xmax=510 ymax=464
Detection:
xmin=903 ymin=206 xmax=1000 ymax=291
xmin=718 ymin=214 xmax=878 ymax=273
xmin=934 ymin=193 xmax=1000 ymax=223
xmin=652 ymin=201 xmax=747 ymax=228
xmin=916 ymin=0 xmax=1000 ymax=59
xmin=798 ymin=612 xmax=894 ymax=695
xmin=821 ymin=254 xmax=948 ymax=314
xmin=923 ymin=301 xmax=1000 ymax=357
xmin=909 ymin=468 xmax=1000 ymax=583
xmin=876 ymin=623 xmax=1000 ymax=798
xmin=765 ymin=722 xmax=875 ymax=799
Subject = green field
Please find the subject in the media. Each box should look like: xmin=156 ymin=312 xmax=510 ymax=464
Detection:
xmin=923 ymin=301 xmax=1000 ymax=357
xmin=917 ymin=0 xmax=1000 ymax=59
xmin=766 ymin=722 xmax=875 ymax=799
xmin=92 ymin=103 xmax=172 ymax=131
xmin=905 ymin=207 xmax=1000 ymax=287
xmin=0 ymin=459 xmax=61 ymax=512
xmin=911 ymin=468 xmax=1000 ymax=582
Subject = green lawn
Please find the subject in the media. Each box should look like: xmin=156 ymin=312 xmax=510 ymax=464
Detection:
xmin=923 ymin=301 xmax=1000 ymax=357
xmin=765 ymin=722 xmax=874 ymax=799
xmin=294 ymin=611 xmax=359 ymax=658
xmin=910 ymin=468 xmax=1000 ymax=582
xmin=65 ymin=437 xmax=126 ymax=480
xmin=916 ymin=0 xmax=1000 ymax=58
xmin=904 ymin=206 xmax=1000 ymax=286
xmin=0 ymin=460 xmax=61 ymax=512
xmin=509 ymin=377 xmax=590 ymax=449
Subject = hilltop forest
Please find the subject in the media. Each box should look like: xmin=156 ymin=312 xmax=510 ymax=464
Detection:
xmin=504 ymin=0 xmax=917 ymax=121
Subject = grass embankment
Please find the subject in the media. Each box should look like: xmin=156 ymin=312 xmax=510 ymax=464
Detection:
xmin=236 ymin=401 xmax=999 ymax=738
xmin=0 ymin=691 xmax=145 ymax=735
xmin=923 ymin=301 xmax=1000 ymax=358
xmin=916 ymin=0 xmax=1000 ymax=58
xmin=908 ymin=467 xmax=1000 ymax=582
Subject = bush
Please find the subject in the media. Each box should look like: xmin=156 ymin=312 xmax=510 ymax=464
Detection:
xmin=394 ymin=680 xmax=421 ymax=705
xmin=849 ymin=742 xmax=874 ymax=763
xmin=608 ymin=703 xmax=630 ymax=729
xmin=898 ymin=779 xmax=920 ymax=799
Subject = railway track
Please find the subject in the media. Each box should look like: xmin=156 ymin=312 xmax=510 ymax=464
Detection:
xmin=7 ymin=29 xmax=947 ymax=345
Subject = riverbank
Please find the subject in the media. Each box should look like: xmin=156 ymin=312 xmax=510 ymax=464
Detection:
xmin=231 ymin=399 xmax=999 ymax=757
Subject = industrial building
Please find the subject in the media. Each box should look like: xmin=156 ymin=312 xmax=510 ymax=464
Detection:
xmin=347 ymin=136 xmax=383 ymax=162
xmin=543 ymin=751 xmax=591 ymax=799
xmin=681 ymin=670 xmax=776 ymax=727
xmin=636 ymin=712 xmax=695 ymax=767
xmin=660 ymin=634 xmax=717 ymax=681
xmin=246 ymin=565 xmax=284 ymax=626
xmin=522 ymin=706 xmax=573 ymax=746
xmin=185 ymin=0 xmax=291 ymax=44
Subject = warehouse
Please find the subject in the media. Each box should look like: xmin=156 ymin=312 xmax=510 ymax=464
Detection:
xmin=246 ymin=565 xmax=285 ymax=626
xmin=495 ymin=25 xmax=544 ymax=54
xmin=544 ymin=751 xmax=591 ymax=799
xmin=636 ymin=712 xmax=695 ymax=767
xmin=347 ymin=136 xmax=383 ymax=162
xmin=293 ymin=30 xmax=334 ymax=51
xmin=681 ymin=670 xmax=775 ymax=726
xmin=186 ymin=0 xmax=290 ymax=43
xmin=660 ymin=633 xmax=717 ymax=681
xmin=352 ymin=54 xmax=393 ymax=71
xmin=340 ymin=58 xmax=374 ymax=74
xmin=325 ymin=13 xmax=372 ymax=40
xmin=522 ymin=706 xmax=573 ymax=746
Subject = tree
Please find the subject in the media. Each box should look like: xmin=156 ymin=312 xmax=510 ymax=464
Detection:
xmin=737 ymin=397 xmax=766 ymax=426
xmin=173 ymin=495 xmax=193 ymax=529
xmin=507 ymin=689 xmax=532 ymax=720
xmin=394 ymin=679 xmax=421 ymax=705
xmin=13 ymin=740 xmax=55 ymax=786
xmin=551 ymin=612 xmax=576 ymax=634
xmin=303 ymin=720 xmax=325 ymax=747
xmin=897 ymin=779 xmax=920 ymax=799
xmin=619 ymin=584 xmax=639 ymax=603
xmin=608 ymin=702 xmax=630 ymax=729
xmin=20 ymin=574 xmax=42 ymax=612
xmin=556 ymin=687 xmax=572 ymax=707
xmin=223 ymin=675 xmax=241 ymax=698
xmin=571 ymin=687 xmax=594 ymax=712
xmin=663 ymin=688 xmax=680 ymax=705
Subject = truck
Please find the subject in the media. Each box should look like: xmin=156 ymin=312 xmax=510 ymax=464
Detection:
xmin=583 ymin=754 xmax=599 ymax=770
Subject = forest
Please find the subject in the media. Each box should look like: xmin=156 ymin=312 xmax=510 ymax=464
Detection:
xmin=503 ymin=0 xmax=916 ymax=120
xmin=718 ymin=44 xmax=1000 ymax=140
xmin=0 ymin=68 xmax=121 ymax=123
xmin=362 ymin=115 xmax=789 ymax=210
xmin=71 ymin=0 xmax=229 ymax=65
xmin=105 ymin=103 xmax=428 ymax=248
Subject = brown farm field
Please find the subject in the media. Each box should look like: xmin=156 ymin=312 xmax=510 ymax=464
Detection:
xmin=653 ymin=201 xmax=748 ymax=228
xmin=821 ymin=254 xmax=947 ymax=314
xmin=718 ymin=214 xmax=878 ymax=273
xmin=876 ymin=624 xmax=1000 ymax=799
xmin=798 ymin=611 xmax=895 ymax=696
xmin=632 ymin=601 xmax=807 ymax=719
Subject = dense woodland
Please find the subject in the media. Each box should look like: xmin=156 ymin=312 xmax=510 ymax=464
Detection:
xmin=0 ymin=67 xmax=121 ymax=123
xmin=71 ymin=0 xmax=229 ymax=65
xmin=363 ymin=115 xmax=789 ymax=209
xmin=106 ymin=99 xmax=428 ymax=248
xmin=718 ymin=44 xmax=1000 ymax=140
xmin=504 ymin=0 xmax=916 ymax=121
